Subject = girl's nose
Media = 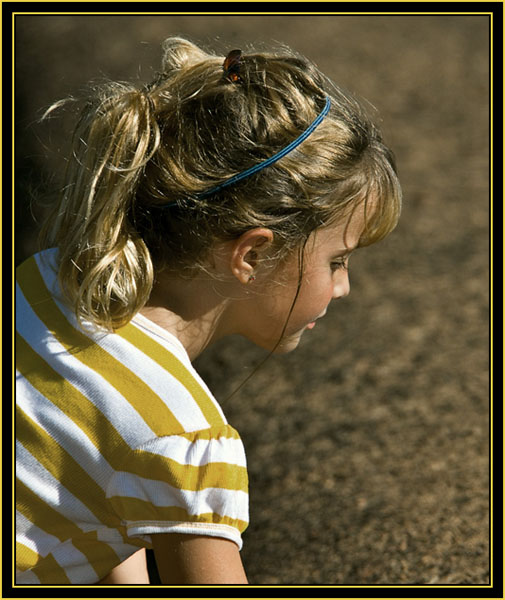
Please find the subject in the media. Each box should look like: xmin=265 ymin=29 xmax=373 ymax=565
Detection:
xmin=333 ymin=273 xmax=350 ymax=299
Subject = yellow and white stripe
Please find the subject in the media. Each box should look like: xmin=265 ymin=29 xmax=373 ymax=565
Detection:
xmin=16 ymin=249 xmax=249 ymax=584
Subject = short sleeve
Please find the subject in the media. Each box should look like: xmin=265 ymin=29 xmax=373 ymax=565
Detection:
xmin=106 ymin=424 xmax=249 ymax=550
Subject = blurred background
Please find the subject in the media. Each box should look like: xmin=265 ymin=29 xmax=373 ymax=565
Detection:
xmin=15 ymin=14 xmax=490 ymax=585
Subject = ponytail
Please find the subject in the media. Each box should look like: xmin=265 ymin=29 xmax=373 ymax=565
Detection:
xmin=40 ymin=83 xmax=160 ymax=331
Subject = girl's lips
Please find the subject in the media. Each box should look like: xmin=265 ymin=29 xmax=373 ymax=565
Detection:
xmin=307 ymin=312 xmax=325 ymax=329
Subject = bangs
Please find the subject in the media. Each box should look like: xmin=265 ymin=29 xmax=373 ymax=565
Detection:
xmin=356 ymin=145 xmax=402 ymax=248
xmin=318 ymin=137 xmax=402 ymax=250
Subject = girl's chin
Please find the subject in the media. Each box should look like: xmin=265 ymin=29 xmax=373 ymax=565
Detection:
xmin=270 ymin=330 xmax=309 ymax=354
xmin=271 ymin=342 xmax=301 ymax=354
xmin=245 ymin=323 xmax=315 ymax=354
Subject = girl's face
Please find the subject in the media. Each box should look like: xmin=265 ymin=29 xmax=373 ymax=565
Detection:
xmin=240 ymin=207 xmax=364 ymax=353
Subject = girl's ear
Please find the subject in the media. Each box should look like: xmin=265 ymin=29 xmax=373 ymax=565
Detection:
xmin=229 ymin=228 xmax=274 ymax=284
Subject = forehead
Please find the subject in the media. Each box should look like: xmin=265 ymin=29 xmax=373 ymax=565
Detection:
xmin=312 ymin=203 xmax=366 ymax=253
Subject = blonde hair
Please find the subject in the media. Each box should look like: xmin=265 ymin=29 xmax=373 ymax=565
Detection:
xmin=40 ymin=37 xmax=401 ymax=331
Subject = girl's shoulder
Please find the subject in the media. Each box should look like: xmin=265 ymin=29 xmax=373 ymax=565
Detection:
xmin=16 ymin=249 xmax=228 ymax=438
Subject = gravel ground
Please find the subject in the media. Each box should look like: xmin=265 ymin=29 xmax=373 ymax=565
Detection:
xmin=15 ymin=12 xmax=491 ymax=588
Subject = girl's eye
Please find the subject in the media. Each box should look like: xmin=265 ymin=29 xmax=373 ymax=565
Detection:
xmin=330 ymin=258 xmax=349 ymax=272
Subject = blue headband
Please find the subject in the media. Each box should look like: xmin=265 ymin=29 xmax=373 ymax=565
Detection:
xmin=164 ymin=96 xmax=331 ymax=206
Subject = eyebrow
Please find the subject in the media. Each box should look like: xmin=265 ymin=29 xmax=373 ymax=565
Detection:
xmin=332 ymin=247 xmax=356 ymax=257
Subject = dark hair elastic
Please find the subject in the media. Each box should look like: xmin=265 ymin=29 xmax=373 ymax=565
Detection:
xmin=223 ymin=49 xmax=243 ymax=84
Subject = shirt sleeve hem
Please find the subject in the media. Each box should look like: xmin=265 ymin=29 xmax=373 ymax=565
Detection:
xmin=126 ymin=520 xmax=243 ymax=550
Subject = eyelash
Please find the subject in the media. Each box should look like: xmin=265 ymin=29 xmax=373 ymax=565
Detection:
xmin=331 ymin=258 xmax=349 ymax=272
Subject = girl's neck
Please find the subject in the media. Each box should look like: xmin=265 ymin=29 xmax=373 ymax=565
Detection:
xmin=139 ymin=272 xmax=235 ymax=361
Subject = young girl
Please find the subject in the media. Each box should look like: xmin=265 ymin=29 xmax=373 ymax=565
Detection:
xmin=16 ymin=37 xmax=401 ymax=585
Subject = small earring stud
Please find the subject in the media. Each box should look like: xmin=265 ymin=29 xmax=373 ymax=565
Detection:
xmin=248 ymin=274 xmax=256 ymax=282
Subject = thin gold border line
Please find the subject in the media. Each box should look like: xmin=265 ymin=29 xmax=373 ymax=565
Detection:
xmin=490 ymin=5 xmax=495 ymax=593
xmin=11 ymin=9 xmax=494 ymax=592
xmin=11 ymin=11 xmax=496 ymax=16
xmin=10 ymin=6 xmax=15 ymax=593
xmin=489 ymin=10 xmax=493 ymax=590
xmin=12 ymin=585 xmax=497 ymax=589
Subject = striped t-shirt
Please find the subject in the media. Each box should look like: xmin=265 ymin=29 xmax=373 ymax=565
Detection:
xmin=16 ymin=249 xmax=249 ymax=584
